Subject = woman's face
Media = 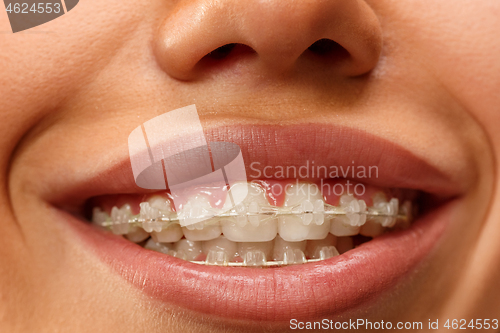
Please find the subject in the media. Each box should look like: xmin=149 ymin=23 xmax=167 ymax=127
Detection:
xmin=1 ymin=0 xmax=499 ymax=331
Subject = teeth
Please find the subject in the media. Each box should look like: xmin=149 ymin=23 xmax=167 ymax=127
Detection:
xmin=220 ymin=182 xmax=249 ymax=211
xmin=182 ymin=222 xmax=222 ymax=241
xmin=221 ymin=183 xmax=278 ymax=242
xmin=144 ymin=196 xmax=176 ymax=241
xmin=144 ymin=239 xmax=172 ymax=254
xmin=144 ymin=239 xmax=187 ymax=259
xmin=233 ymin=203 xmax=248 ymax=226
xmin=242 ymin=250 xmax=267 ymax=266
xmin=345 ymin=213 xmax=366 ymax=227
xmin=401 ymin=200 xmax=413 ymax=218
xmin=313 ymin=199 xmax=325 ymax=225
xmin=177 ymin=195 xmax=222 ymax=240
xmin=397 ymin=200 xmax=413 ymax=229
xmin=389 ymin=198 xmax=398 ymax=215
xmin=278 ymin=183 xmax=330 ymax=241
xmin=111 ymin=205 xmax=132 ymax=235
xmin=317 ymin=246 xmax=340 ymax=260
xmin=277 ymin=215 xmax=309 ymax=241
xmin=206 ymin=250 xmax=230 ymax=265
xmin=151 ymin=224 xmax=183 ymax=243
xmin=360 ymin=219 xmax=385 ymax=237
xmin=336 ymin=236 xmax=354 ymax=254
xmin=177 ymin=194 xmax=219 ymax=227
xmin=125 ymin=227 xmax=150 ymax=243
xmin=371 ymin=195 xmax=398 ymax=224
xmin=339 ymin=194 xmax=356 ymax=207
xmin=273 ymin=235 xmax=306 ymax=262
xmin=329 ymin=216 xmax=360 ymax=236
xmin=140 ymin=202 xmax=162 ymax=233
xmin=149 ymin=196 xmax=172 ymax=212
xmin=139 ymin=201 xmax=160 ymax=219
xmin=92 ymin=207 xmax=109 ymax=227
xmin=203 ymin=236 xmax=238 ymax=265
xmin=92 ymin=181 xmax=413 ymax=266
xmin=300 ymin=200 xmax=315 ymax=225
xmin=174 ymin=239 xmax=203 ymax=261
xmin=222 ymin=218 xmax=278 ymax=242
xmin=378 ymin=198 xmax=399 ymax=227
xmin=171 ymin=250 xmax=188 ymax=260
xmin=380 ymin=216 xmax=396 ymax=228
xmin=358 ymin=199 xmax=367 ymax=212
xmin=202 ymin=236 xmax=237 ymax=263
xmin=339 ymin=195 xmax=367 ymax=226
xmin=248 ymin=201 xmax=262 ymax=226
xmin=282 ymin=248 xmax=307 ymax=265
xmin=305 ymin=234 xmax=337 ymax=259
xmin=367 ymin=194 xmax=399 ymax=228
xmin=238 ymin=241 xmax=274 ymax=259
xmin=372 ymin=192 xmax=388 ymax=205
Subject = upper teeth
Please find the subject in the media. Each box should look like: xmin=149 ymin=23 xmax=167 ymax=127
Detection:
xmin=91 ymin=181 xmax=412 ymax=251
xmin=339 ymin=194 xmax=368 ymax=226
xmin=109 ymin=204 xmax=132 ymax=235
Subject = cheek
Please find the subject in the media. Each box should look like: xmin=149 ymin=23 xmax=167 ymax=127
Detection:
xmin=394 ymin=1 xmax=500 ymax=146
xmin=370 ymin=0 xmax=500 ymax=115
xmin=0 ymin=0 xmax=156 ymax=155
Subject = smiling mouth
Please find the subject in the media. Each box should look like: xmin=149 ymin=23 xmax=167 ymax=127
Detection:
xmin=52 ymin=123 xmax=460 ymax=321
xmin=88 ymin=179 xmax=418 ymax=267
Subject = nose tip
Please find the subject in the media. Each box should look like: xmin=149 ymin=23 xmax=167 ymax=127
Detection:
xmin=154 ymin=0 xmax=382 ymax=81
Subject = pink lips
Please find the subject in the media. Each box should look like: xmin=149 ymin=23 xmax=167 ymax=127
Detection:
xmin=47 ymin=123 xmax=463 ymax=322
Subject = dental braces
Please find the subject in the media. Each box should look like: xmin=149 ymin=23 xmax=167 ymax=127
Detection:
xmin=93 ymin=197 xmax=414 ymax=267
xmin=190 ymin=247 xmax=341 ymax=267
xmin=145 ymin=241 xmax=348 ymax=267
xmin=190 ymin=259 xmax=324 ymax=267
xmin=96 ymin=197 xmax=413 ymax=231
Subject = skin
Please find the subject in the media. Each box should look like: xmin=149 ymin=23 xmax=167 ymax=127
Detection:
xmin=0 ymin=0 xmax=499 ymax=332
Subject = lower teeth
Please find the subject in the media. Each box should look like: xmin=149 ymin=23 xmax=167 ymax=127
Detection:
xmin=142 ymin=234 xmax=351 ymax=267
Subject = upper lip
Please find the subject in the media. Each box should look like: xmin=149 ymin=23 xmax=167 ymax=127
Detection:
xmin=49 ymin=122 xmax=464 ymax=213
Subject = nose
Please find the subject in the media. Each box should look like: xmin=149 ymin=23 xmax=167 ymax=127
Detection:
xmin=153 ymin=0 xmax=382 ymax=81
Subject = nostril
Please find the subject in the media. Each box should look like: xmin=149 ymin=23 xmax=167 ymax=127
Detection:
xmin=207 ymin=43 xmax=237 ymax=60
xmin=154 ymin=0 xmax=382 ymax=79
xmin=197 ymin=44 xmax=256 ymax=74
xmin=308 ymin=39 xmax=344 ymax=56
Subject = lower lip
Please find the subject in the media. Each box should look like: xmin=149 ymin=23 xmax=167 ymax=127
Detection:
xmin=61 ymin=201 xmax=454 ymax=322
